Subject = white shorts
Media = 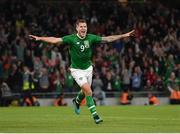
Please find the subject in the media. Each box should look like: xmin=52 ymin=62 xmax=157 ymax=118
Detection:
xmin=70 ymin=66 xmax=93 ymax=87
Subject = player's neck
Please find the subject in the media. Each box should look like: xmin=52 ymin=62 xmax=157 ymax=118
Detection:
xmin=77 ymin=33 xmax=86 ymax=39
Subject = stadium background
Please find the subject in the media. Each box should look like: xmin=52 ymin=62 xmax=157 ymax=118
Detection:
xmin=0 ymin=0 xmax=180 ymax=133
xmin=0 ymin=0 xmax=180 ymax=106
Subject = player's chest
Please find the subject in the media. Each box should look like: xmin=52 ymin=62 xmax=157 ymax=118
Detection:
xmin=72 ymin=39 xmax=91 ymax=52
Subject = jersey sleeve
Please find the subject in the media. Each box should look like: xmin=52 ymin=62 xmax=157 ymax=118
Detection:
xmin=91 ymin=34 xmax=102 ymax=44
xmin=62 ymin=35 xmax=72 ymax=45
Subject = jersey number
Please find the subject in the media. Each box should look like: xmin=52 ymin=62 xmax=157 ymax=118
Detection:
xmin=80 ymin=45 xmax=85 ymax=52
xmin=80 ymin=43 xmax=89 ymax=52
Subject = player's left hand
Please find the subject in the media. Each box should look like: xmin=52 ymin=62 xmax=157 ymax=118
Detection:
xmin=123 ymin=30 xmax=135 ymax=37
xmin=29 ymin=35 xmax=40 ymax=41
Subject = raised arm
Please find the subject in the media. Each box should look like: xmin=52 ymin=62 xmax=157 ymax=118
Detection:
xmin=29 ymin=35 xmax=63 ymax=44
xmin=101 ymin=30 xmax=135 ymax=43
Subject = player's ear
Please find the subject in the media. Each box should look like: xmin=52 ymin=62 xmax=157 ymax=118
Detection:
xmin=76 ymin=24 xmax=78 ymax=31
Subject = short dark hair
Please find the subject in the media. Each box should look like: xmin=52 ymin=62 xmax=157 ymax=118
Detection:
xmin=76 ymin=19 xmax=87 ymax=26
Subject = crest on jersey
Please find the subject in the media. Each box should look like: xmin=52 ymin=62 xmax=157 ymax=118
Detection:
xmin=84 ymin=40 xmax=89 ymax=48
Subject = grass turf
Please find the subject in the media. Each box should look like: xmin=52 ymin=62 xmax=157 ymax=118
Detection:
xmin=0 ymin=105 xmax=180 ymax=133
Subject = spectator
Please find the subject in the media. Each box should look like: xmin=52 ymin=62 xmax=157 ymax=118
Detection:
xmin=53 ymin=70 xmax=63 ymax=96
xmin=113 ymin=75 xmax=122 ymax=92
xmin=33 ymin=57 xmax=43 ymax=73
xmin=65 ymin=69 xmax=74 ymax=92
xmin=0 ymin=78 xmax=12 ymax=106
xmin=121 ymin=57 xmax=134 ymax=91
xmin=15 ymin=37 xmax=26 ymax=62
xmin=54 ymin=94 xmax=67 ymax=106
xmin=131 ymin=66 xmax=142 ymax=91
xmin=167 ymin=72 xmax=180 ymax=104
xmin=144 ymin=80 xmax=154 ymax=91
xmin=8 ymin=63 xmax=23 ymax=93
xmin=24 ymin=49 xmax=34 ymax=70
xmin=174 ymin=63 xmax=180 ymax=78
xmin=145 ymin=67 xmax=157 ymax=85
xmin=22 ymin=66 xmax=39 ymax=106
xmin=39 ymin=67 xmax=50 ymax=92
xmin=0 ymin=0 xmax=179 ymax=97
xmin=0 ymin=59 xmax=3 ymax=79
xmin=154 ymin=76 xmax=165 ymax=92
xmin=103 ymin=71 xmax=114 ymax=92
xmin=148 ymin=93 xmax=160 ymax=106
xmin=93 ymin=74 xmax=106 ymax=105
xmin=120 ymin=89 xmax=133 ymax=105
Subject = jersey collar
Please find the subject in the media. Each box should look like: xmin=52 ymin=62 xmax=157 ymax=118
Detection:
xmin=77 ymin=33 xmax=86 ymax=40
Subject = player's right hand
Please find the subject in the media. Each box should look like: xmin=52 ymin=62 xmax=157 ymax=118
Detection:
xmin=29 ymin=35 xmax=40 ymax=41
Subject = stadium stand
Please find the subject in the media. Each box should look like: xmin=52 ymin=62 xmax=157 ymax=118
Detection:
xmin=0 ymin=0 xmax=179 ymax=106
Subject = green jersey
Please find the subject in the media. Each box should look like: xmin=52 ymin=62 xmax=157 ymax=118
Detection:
xmin=62 ymin=34 xmax=102 ymax=69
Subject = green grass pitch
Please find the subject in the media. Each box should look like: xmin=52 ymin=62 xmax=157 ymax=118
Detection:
xmin=0 ymin=105 xmax=180 ymax=133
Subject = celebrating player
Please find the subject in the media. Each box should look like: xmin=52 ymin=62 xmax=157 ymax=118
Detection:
xmin=29 ymin=19 xmax=134 ymax=124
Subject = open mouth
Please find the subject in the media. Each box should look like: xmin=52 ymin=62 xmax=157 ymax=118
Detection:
xmin=81 ymin=30 xmax=86 ymax=34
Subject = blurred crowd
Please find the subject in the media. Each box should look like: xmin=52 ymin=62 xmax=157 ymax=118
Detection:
xmin=0 ymin=0 xmax=179 ymax=98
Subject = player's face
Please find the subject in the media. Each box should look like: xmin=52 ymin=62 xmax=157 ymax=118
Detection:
xmin=76 ymin=22 xmax=87 ymax=38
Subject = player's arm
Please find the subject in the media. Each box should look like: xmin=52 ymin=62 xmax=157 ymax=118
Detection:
xmin=167 ymin=86 xmax=173 ymax=93
xmin=29 ymin=35 xmax=63 ymax=44
xmin=101 ymin=30 xmax=135 ymax=43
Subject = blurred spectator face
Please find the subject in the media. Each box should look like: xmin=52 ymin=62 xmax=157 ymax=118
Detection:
xmin=146 ymin=80 xmax=151 ymax=87
xmin=128 ymin=48 xmax=133 ymax=54
xmin=101 ymin=67 xmax=107 ymax=76
xmin=12 ymin=64 xmax=17 ymax=71
xmin=95 ymin=74 xmax=100 ymax=79
xmin=168 ymin=54 xmax=174 ymax=61
xmin=178 ymin=64 xmax=180 ymax=69
xmin=54 ymin=47 xmax=58 ymax=52
xmin=26 ymin=49 xmax=31 ymax=56
xmin=124 ymin=68 xmax=128 ymax=74
xmin=60 ymin=67 xmax=65 ymax=74
xmin=41 ymin=67 xmax=48 ymax=75
xmin=55 ymin=70 xmax=60 ymax=77
xmin=20 ymin=38 xmax=26 ymax=47
xmin=170 ymin=72 xmax=175 ymax=80
xmin=23 ymin=66 xmax=29 ymax=72
xmin=17 ymin=60 xmax=23 ymax=67
xmin=135 ymin=66 xmax=141 ymax=74
xmin=106 ymin=72 xmax=112 ymax=80
xmin=133 ymin=72 xmax=137 ymax=76
xmin=154 ymin=60 xmax=159 ymax=66
xmin=144 ymin=60 xmax=148 ymax=68
xmin=150 ymin=67 xmax=154 ymax=73
xmin=149 ymin=58 xmax=153 ymax=65
xmin=76 ymin=22 xmax=87 ymax=38
xmin=157 ymin=76 xmax=161 ymax=81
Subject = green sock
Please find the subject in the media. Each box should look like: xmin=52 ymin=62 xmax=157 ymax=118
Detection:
xmin=86 ymin=96 xmax=97 ymax=117
xmin=75 ymin=90 xmax=85 ymax=104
